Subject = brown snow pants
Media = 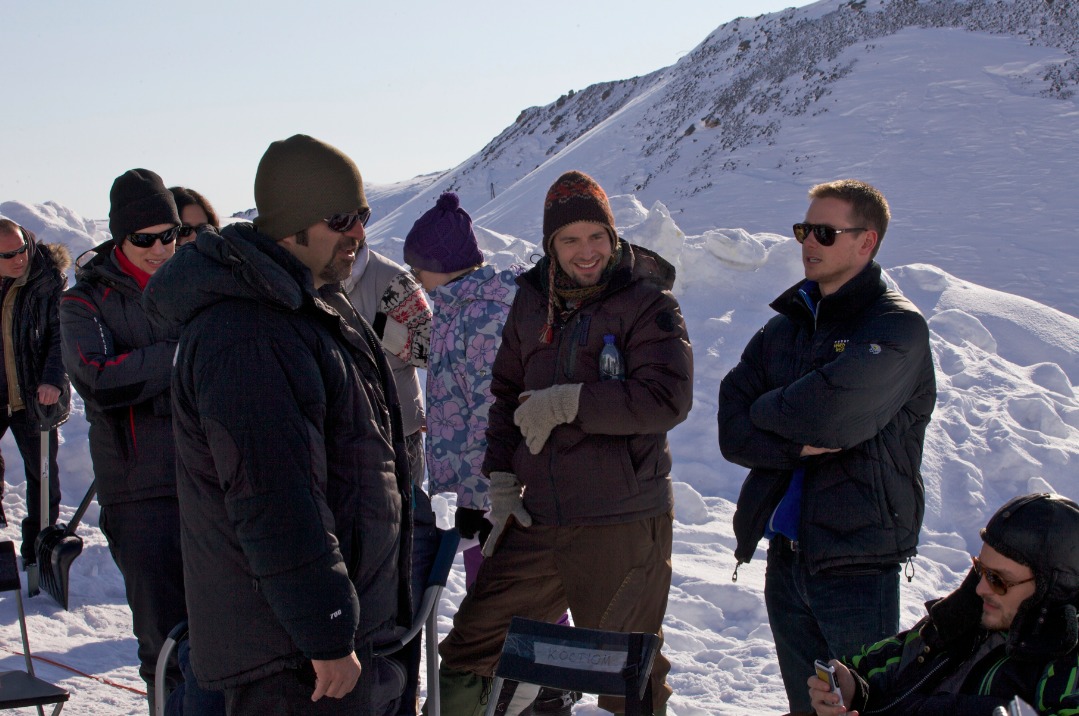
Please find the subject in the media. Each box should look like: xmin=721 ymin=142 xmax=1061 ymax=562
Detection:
xmin=439 ymin=512 xmax=674 ymax=713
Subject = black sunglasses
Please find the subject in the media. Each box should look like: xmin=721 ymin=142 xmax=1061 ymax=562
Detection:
xmin=793 ymin=223 xmax=866 ymax=247
xmin=178 ymin=224 xmax=203 ymax=239
xmin=971 ymin=555 xmax=1035 ymax=596
xmin=324 ymin=208 xmax=371 ymax=234
xmin=127 ymin=226 xmax=180 ymax=248
xmin=0 ymin=240 xmax=29 ymax=260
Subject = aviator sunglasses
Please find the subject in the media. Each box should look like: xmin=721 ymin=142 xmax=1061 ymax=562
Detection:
xmin=126 ymin=226 xmax=180 ymax=248
xmin=792 ymin=222 xmax=866 ymax=247
xmin=971 ymin=555 xmax=1035 ymax=596
xmin=0 ymin=240 xmax=29 ymax=260
xmin=324 ymin=208 xmax=372 ymax=234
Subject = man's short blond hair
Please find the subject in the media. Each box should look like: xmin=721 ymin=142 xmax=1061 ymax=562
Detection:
xmin=809 ymin=179 xmax=891 ymax=258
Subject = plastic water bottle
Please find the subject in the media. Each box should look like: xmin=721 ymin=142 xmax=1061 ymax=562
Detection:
xmin=599 ymin=334 xmax=626 ymax=381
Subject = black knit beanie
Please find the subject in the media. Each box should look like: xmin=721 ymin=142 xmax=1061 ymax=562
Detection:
xmin=253 ymin=134 xmax=368 ymax=240
xmin=109 ymin=169 xmax=179 ymax=243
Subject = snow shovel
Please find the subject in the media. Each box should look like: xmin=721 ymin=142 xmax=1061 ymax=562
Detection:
xmin=34 ymin=477 xmax=96 ymax=610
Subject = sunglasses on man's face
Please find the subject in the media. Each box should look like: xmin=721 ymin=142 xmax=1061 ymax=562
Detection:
xmin=127 ymin=226 xmax=180 ymax=248
xmin=0 ymin=241 xmax=29 ymax=260
xmin=324 ymin=208 xmax=372 ymax=234
xmin=792 ymin=222 xmax=867 ymax=247
xmin=971 ymin=555 xmax=1035 ymax=596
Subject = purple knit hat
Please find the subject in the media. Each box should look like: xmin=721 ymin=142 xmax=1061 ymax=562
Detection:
xmin=404 ymin=192 xmax=483 ymax=273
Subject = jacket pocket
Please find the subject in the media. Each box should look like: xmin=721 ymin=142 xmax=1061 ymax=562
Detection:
xmin=562 ymin=433 xmax=640 ymax=497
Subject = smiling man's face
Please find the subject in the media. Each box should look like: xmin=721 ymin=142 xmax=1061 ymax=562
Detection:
xmin=551 ymin=221 xmax=613 ymax=287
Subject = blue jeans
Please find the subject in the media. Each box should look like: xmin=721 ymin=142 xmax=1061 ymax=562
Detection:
xmin=765 ymin=539 xmax=900 ymax=713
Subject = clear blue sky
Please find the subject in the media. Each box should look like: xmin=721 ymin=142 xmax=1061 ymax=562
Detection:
xmin=2 ymin=0 xmax=812 ymax=221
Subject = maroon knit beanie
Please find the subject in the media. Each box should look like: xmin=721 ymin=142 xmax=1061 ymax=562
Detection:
xmin=542 ymin=170 xmax=616 ymax=253
xmin=404 ymin=192 xmax=483 ymax=273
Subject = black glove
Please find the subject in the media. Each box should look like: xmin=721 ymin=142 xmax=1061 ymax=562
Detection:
xmin=455 ymin=507 xmax=494 ymax=546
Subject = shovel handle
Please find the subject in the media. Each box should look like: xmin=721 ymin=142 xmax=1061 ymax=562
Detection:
xmin=40 ymin=430 xmax=50 ymax=536
xmin=64 ymin=480 xmax=97 ymax=536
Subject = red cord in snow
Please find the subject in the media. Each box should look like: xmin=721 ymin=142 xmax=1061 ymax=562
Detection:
xmin=2 ymin=646 xmax=147 ymax=696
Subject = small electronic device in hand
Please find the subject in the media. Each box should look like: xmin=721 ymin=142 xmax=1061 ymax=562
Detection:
xmin=815 ymin=659 xmax=844 ymax=705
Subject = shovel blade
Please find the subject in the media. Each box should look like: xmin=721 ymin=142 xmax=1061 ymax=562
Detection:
xmin=34 ymin=524 xmax=83 ymax=610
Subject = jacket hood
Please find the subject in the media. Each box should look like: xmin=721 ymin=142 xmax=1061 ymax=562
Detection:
xmin=21 ymin=228 xmax=72 ymax=275
xmin=39 ymin=242 xmax=72 ymax=275
xmin=143 ymin=222 xmax=311 ymax=334
xmin=519 ymin=238 xmax=677 ymax=297
xmin=73 ymin=238 xmax=121 ymax=284
xmin=429 ymin=263 xmax=524 ymax=314
xmin=926 ymin=566 xmax=1079 ymax=662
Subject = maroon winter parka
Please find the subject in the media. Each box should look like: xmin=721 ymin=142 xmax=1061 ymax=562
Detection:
xmin=483 ymin=239 xmax=693 ymax=526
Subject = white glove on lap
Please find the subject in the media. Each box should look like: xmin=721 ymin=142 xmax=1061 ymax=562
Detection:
xmin=513 ymin=383 xmax=583 ymax=455
xmin=482 ymin=472 xmax=532 ymax=558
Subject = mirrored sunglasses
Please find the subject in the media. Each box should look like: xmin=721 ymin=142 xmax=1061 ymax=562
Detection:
xmin=0 ymin=241 xmax=29 ymax=260
xmin=792 ymin=222 xmax=866 ymax=247
xmin=324 ymin=208 xmax=372 ymax=234
xmin=971 ymin=555 xmax=1035 ymax=596
xmin=127 ymin=226 xmax=180 ymax=248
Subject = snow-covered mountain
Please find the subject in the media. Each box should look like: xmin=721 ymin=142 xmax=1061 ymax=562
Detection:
xmin=367 ymin=0 xmax=1079 ymax=316
xmin=2 ymin=0 xmax=1078 ymax=712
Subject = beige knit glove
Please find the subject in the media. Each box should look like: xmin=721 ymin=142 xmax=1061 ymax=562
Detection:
xmin=513 ymin=383 xmax=583 ymax=455
xmin=482 ymin=472 xmax=532 ymax=558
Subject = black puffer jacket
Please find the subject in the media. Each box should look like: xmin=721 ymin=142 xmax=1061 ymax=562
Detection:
xmin=3 ymin=230 xmax=71 ymax=430
xmin=720 ymin=262 xmax=936 ymax=573
xmin=142 ymin=224 xmax=412 ymax=689
xmin=60 ymin=240 xmax=177 ymax=505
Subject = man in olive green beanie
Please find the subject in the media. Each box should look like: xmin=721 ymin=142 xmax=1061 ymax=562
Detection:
xmin=143 ymin=135 xmax=412 ymax=715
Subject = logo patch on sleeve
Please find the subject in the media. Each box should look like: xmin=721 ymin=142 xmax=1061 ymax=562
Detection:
xmin=833 ymin=340 xmax=849 ymax=353
xmin=869 ymin=343 xmax=882 ymax=354
xmin=656 ymin=310 xmax=676 ymax=332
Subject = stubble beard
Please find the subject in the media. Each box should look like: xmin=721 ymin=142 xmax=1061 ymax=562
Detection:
xmin=319 ymin=235 xmax=360 ymax=284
